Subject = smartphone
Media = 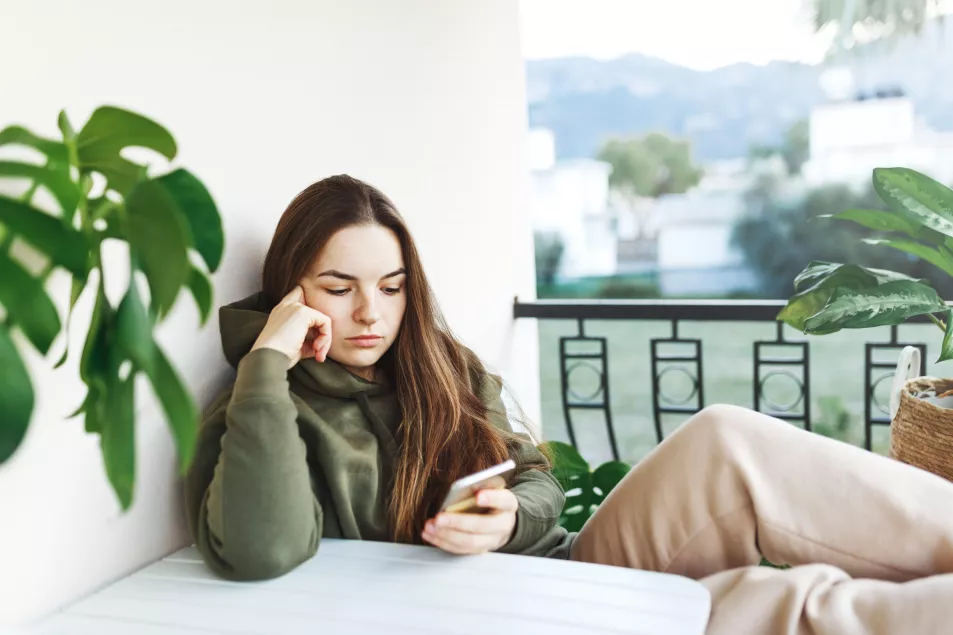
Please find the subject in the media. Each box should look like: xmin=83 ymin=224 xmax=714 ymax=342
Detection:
xmin=439 ymin=459 xmax=516 ymax=514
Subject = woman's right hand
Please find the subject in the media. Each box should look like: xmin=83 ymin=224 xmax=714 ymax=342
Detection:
xmin=251 ymin=286 xmax=332 ymax=369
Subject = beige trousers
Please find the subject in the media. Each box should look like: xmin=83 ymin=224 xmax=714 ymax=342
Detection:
xmin=570 ymin=404 xmax=953 ymax=635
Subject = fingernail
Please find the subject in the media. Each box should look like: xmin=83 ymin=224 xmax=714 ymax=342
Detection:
xmin=478 ymin=494 xmax=488 ymax=505
xmin=436 ymin=516 xmax=448 ymax=526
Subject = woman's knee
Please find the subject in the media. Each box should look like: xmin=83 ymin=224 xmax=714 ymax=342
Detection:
xmin=675 ymin=404 xmax=788 ymax=460
xmin=679 ymin=404 xmax=751 ymax=441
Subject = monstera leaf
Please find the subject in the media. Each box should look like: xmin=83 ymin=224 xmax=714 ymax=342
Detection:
xmin=0 ymin=106 xmax=223 ymax=509
xmin=542 ymin=441 xmax=631 ymax=532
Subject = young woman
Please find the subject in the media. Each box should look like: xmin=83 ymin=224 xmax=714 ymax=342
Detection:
xmin=186 ymin=175 xmax=953 ymax=635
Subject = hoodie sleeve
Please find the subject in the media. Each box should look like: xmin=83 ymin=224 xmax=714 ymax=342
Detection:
xmin=185 ymin=348 xmax=323 ymax=580
xmin=478 ymin=374 xmax=566 ymax=555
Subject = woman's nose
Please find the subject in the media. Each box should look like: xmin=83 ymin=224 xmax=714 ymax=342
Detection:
xmin=354 ymin=294 xmax=381 ymax=325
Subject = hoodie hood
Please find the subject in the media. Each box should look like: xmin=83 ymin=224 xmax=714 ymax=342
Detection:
xmin=218 ymin=292 xmax=392 ymax=399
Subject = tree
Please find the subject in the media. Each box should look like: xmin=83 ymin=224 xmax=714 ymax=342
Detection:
xmin=732 ymin=177 xmax=953 ymax=299
xmin=597 ymin=133 xmax=702 ymax=238
xmin=748 ymin=119 xmax=810 ymax=176
xmin=598 ymin=133 xmax=702 ymax=199
xmin=781 ymin=119 xmax=810 ymax=176
xmin=534 ymin=231 xmax=565 ymax=287
xmin=811 ymin=0 xmax=944 ymax=51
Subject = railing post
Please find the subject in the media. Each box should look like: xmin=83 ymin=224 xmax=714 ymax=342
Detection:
xmin=558 ymin=318 xmax=620 ymax=460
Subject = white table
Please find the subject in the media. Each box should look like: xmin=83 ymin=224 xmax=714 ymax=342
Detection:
xmin=32 ymin=540 xmax=710 ymax=634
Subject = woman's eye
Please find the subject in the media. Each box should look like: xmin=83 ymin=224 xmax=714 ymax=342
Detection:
xmin=383 ymin=287 xmax=402 ymax=295
xmin=325 ymin=289 xmax=350 ymax=296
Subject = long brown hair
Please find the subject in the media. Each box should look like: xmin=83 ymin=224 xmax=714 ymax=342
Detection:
xmin=262 ymin=175 xmax=541 ymax=543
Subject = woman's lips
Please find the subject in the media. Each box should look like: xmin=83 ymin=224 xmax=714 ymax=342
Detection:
xmin=347 ymin=335 xmax=383 ymax=347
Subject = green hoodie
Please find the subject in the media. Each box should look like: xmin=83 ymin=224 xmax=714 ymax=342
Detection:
xmin=185 ymin=293 xmax=575 ymax=580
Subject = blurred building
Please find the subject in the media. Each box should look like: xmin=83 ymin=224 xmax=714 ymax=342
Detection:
xmin=527 ymin=128 xmax=618 ymax=280
xmin=652 ymin=158 xmax=781 ymax=296
xmin=803 ymin=86 xmax=953 ymax=187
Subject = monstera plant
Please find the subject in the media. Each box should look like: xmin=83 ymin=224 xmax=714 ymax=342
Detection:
xmin=0 ymin=106 xmax=223 ymax=508
xmin=779 ymin=168 xmax=953 ymax=361
xmin=541 ymin=441 xmax=631 ymax=532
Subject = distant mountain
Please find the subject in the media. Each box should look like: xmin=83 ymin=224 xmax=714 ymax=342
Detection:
xmin=526 ymin=20 xmax=953 ymax=162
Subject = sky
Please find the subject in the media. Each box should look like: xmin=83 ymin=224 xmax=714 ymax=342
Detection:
xmin=519 ymin=0 xmax=831 ymax=70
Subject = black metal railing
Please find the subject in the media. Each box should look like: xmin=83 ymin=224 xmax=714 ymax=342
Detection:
xmin=514 ymin=299 xmax=931 ymax=460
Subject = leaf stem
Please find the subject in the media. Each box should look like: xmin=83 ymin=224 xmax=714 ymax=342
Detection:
xmin=929 ymin=313 xmax=947 ymax=333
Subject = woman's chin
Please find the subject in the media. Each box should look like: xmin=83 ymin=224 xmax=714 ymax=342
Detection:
xmin=331 ymin=349 xmax=385 ymax=372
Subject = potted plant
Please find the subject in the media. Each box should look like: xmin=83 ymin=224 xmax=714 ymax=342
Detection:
xmin=778 ymin=167 xmax=953 ymax=479
xmin=0 ymin=106 xmax=224 ymax=508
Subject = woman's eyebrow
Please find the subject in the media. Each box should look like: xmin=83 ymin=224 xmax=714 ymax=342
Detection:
xmin=317 ymin=268 xmax=406 ymax=281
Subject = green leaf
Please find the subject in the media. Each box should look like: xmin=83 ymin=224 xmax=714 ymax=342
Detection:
xmin=544 ymin=440 xmax=597 ymax=528
xmin=592 ymin=461 xmax=631 ymax=502
xmin=55 ymin=277 xmax=89 ymax=369
xmin=71 ymin=275 xmax=88 ymax=307
xmin=66 ymin=388 xmax=92 ymax=420
xmin=77 ymin=107 xmax=176 ymax=195
xmin=872 ymin=168 xmax=953 ymax=240
xmin=80 ymin=291 xmax=109 ymax=383
xmin=824 ymin=208 xmax=947 ymax=245
xmin=940 ymin=310 xmax=953 ymax=363
xmin=187 ymin=265 xmax=213 ymax=324
xmin=792 ymin=261 xmax=843 ymax=293
xmin=101 ymin=373 xmax=136 ymax=509
xmin=0 ymin=196 xmax=89 ymax=276
xmin=781 ymin=263 xmax=924 ymax=333
xmin=54 ymin=347 xmax=69 ymax=369
xmin=0 ymin=251 xmax=61 ymax=354
xmin=57 ymin=110 xmax=76 ymax=141
xmin=559 ymin=468 xmax=594 ymax=531
xmin=82 ymin=379 xmax=107 ymax=434
xmin=560 ymin=508 xmax=591 ymax=533
xmin=0 ymin=160 xmax=79 ymax=215
xmin=156 ymin=170 xmax=224 ymax=273
xmin=145 ymin=345 xmax=197 ymax=472
xmin=803 ymin=279 xmax=945 ymax=333
xmin=85 ymin=156 xmax=148 ymax=196
xmin=0 ymin=322 xmax=34 ymax=463
xmin=541 ymin=441 xmax=590 ymax=490
xmin=78 ymin=292 xmax=113 ymax=435
xmin=0 ymin=126 xmax=69 ymax=164
xmin=793 ymin=261 xmax=919 ymax=294
xmin=77 ymin=106 xmax=177 ymax=161
xmin=117 ymin=280 xmax=155 ymax=373
xmin=863 ymin=237 xmax=953 ymax=277
xmin=87 ymin=197 xmax=117 ymax=222
xmin=779 ymin=288 xmax=841 ymax=334
xmin=125 ymin=179 xmax=192 ymax=317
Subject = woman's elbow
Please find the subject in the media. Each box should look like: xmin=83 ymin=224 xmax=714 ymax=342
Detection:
xmin=218 ymin=539 xmax=319 ymax=581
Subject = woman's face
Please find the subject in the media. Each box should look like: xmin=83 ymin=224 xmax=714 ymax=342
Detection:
xmin=299 ymin=224 xmax=407 ymax=380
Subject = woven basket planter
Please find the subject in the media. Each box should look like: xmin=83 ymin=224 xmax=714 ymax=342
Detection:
xmin=890 ymin=376 xmax=953 ymax=482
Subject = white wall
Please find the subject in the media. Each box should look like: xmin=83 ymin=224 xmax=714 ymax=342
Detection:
xmin=530 ymin=159 xmax=617 ymax=279
xmin=810 ymin=97 xmax=916 ymax=156
xmin=0 ymin=0 xmax=538 ymax=625
xmin=803 ymin=135 xmax=953 ymax=188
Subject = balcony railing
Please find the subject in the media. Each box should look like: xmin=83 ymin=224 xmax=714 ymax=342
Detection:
xmin=514 ymin=299 xmax=938 ymax=463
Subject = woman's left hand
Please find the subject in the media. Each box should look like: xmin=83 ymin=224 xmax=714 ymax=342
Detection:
xmin=422 ymin=489 xmax=519 ymax=555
